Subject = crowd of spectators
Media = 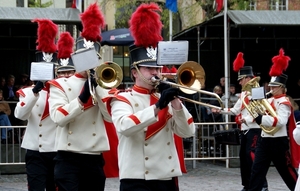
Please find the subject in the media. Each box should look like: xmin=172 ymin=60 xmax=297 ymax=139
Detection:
xmin=0 ymin=73 xmax=32 ymax=143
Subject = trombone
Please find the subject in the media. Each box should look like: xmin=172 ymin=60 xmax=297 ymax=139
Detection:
xmin=152 ymin=61 xmax=224 ymax=110
xmin=88 ymin=61 xmax=123 ymax=105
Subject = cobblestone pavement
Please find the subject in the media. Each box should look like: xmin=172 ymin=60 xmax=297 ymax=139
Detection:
xmin=0 ymin=161 xmax=289 ymax=191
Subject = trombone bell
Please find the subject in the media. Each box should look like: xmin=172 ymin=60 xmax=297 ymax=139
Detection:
xmin=177 ymin=61 xmax=205 ymax=94
xmin=95 ymin=61 xmax=123 ymax=89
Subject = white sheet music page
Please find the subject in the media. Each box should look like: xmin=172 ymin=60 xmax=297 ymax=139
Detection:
xmin=157 ymin=41 xmax=188 ymax=65
xmin=30 ymin=62 xmax=54 ymax=81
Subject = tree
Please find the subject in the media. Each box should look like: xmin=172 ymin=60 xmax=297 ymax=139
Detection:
xmin=28 ymin=0 xmax=53 ymax=7
xmin=100 ymin=0 xmax=204 ymax=38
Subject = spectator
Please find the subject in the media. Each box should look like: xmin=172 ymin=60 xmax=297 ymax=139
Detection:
xmin=0 ymin=77 xmax=5 ymax=90
xmin=0 ymin=89 xmax=12 ymax=144
xmin=219 ymin=77 xmax=225 ymax=94
xmin=2 ymin=74 xmax=20 ymax=127
xmin=209 ymin=85 xmax=223 ymax=122
xmin=222 ymin=84 xmax=238 ymax=108
xmin=15 ymin=73 xmax=30 ymax=89
xmin=3 ymin=74 xmax=18 ymax=101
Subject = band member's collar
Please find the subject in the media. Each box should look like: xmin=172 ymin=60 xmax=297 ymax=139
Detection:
xmin=133 ymin=85 xmax=155 ymax=94
xmin=75 ymin=73 xmax=85 ymax=78
xmin=273 ymin=94 xmax=286 ymax=99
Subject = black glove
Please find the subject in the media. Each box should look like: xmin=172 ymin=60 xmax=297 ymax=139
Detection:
xmin=78 ymin=80 xmax=91 ymax=104
xmin=254 ymin=114 xmax=263 ymax=125
xmin=155 ymin=88 xmax=179 ymax=109
xmin=32 ymin=81 xmax=44 ymax=94
xmin=157 ymin=79 xmax=175 ymax=93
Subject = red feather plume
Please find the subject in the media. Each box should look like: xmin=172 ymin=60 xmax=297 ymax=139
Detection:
xmin=129 ymin=3 xmax=163 ymax=48
xmin=170 ymin=66 xmax=177 ymax=73
xmin=80 ymin=3 xmax=106 ymax=42
xmin=57 ymin=32 xmax=74 ymax=59
xmin=233 ymin=52 xmax=245 ymax=72
xmin=32 ymin=19 xmax=58 ymax=53
xmin=162 ymin=66 xmax=169 ymax=73
xmin=269 ymin=48 xmax=290 ymax=76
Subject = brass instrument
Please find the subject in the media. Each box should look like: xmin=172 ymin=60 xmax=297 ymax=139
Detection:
xmin=87 ymin=61 xmax=123 ymax=105
xmin=241 ymin=77 xmax=279 ymax=135
xmin=94 ymin=61 xmax=123 ymax=89
xmin=152 ymin=61 xmax=224 ymax=110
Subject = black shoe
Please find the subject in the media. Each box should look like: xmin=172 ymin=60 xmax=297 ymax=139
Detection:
xmin=261 ymin=188 xmax=268 ymax=191
xmin=241 ymin=188 xmax=248 ymax=191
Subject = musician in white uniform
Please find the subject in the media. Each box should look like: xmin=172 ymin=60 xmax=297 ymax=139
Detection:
xmin=212 ymin=52 xmax=268 ymax=191
xmin=48 ymin=3 xmax=112 ymax=191
xmin=14 ymin=19 xmax=74 ymax=191
xmin=106 ymin=3 xmax=195 ymax=191
xmin=293 ymin=122 xmax=300 ymax=191
xmin=248 ymin=49 xmax=298 ymax=191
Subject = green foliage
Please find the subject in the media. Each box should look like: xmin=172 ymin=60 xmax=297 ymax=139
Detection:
xmin=28 ymin=0 xmax=53 ymax=8
xmin=230 ymin=0 xmax=251 ymax=10
xmin=106 ymin=0 xmax=178 ymax=39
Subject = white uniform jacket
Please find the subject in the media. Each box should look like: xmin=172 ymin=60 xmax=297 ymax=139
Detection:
xmin=108 ymin=85 xmax=195 ymax=180
xmin=293 ymin=122 xmax=300 ymax=191
xmin=293 ymin=122 xmax=300 ymax=145
xmin=222 ymin=91 xmax=260 ymax=131
xmin=15 ymin=87 xmax=56 ymax=152
xmin=48 ymin=73 xmax=112 ymax=155
xmin=259 ymin=95 xmax=292 ymax=138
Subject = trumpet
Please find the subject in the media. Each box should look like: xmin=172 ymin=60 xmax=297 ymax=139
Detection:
xmin=152 ymin=61 xmax=224 ymax=110
xmin=87 ymin=61 xmax=123 ymax=105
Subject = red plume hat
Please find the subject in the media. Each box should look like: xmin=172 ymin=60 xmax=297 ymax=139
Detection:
xmin=57 ymin=32 xmax=75 ymax=72
xmin=32 ymin=19 xmax=58 ymax=62
xmin=129 ymin=3 xmax=163 ymax=69
xmin=233 ymin=52 xmax=254 ymax=81
xmin=268 ymin=48 xmax=290 ymax=87
xmin=75 ymin=3 xmax=105 ymax=57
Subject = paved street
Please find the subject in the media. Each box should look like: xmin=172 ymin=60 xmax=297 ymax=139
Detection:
xmin=0 ymin=160 xmax=289 ymax=191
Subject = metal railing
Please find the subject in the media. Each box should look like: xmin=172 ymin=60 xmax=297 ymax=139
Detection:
xmin=0 ymin=122 xmax=240 ymax=169
xmin=184 ymin=122 xmax=240 ymax=169
xmin=0 ymin=125 xmax=26 ymax=165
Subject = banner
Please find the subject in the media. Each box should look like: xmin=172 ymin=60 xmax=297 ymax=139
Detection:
xmin=166 ymin=0 xmax=177 ymax=13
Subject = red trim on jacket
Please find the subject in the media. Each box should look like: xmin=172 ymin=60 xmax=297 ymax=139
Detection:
xmin=187 ymin=117 xmax=194 ymax=125
xmin=102 ymin=120 xmax=119 ymax=178
xmin=128 ymin=114 xmax=141 ymax=125
xmin=16 ymin=89 xmax=25 ymax=98
xmin=57 ymin=106 xmax=69 ymax=116
xmin=47 ymin=80 xmax=65 ymax=93
xmin=41 ymin=92 xmax=50 ymax=121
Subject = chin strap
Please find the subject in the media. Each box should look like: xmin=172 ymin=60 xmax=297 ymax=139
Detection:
xmin=133 ymin=64 xmax=157 ymax=87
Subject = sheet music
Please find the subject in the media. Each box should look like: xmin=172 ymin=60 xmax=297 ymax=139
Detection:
xmin=30 ymin=62 xmax=54 ymax=81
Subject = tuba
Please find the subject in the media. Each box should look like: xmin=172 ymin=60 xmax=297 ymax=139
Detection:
xmin=241 ymin=77 xmax=279 ymax=135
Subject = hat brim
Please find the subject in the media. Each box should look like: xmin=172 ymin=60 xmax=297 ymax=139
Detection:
xmin=268 ymin=82 xmax=283 ymax=87
xmin=237 ymin=75 xmax=246 ymax=81
xmin=138 ymin=64 xmax=162 ymax=68
xmin=57 ymin=66 xmax=75 ymax=72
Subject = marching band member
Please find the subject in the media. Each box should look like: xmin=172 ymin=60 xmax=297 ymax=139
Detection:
xmin=14 ymin=19 xmax=63 ymax=191
xmin=48 ymin=4 xmax=113 ymax=191
xmin=106 ymin=3 xmax=195 ymax=191
xmin=248 ymin=48 xmax=299 ymax=191
xmin=293 ymin=122 xmax=300 ymax=191
xmin=212 ymin=52 xmax=268 ymax=191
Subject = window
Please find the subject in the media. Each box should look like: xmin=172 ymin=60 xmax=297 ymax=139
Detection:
xmin=249 ymin=0 xmax=257 ymax=10
xmin=16 ymin=0 xmax=24 ymax=7
xmin=270 ymin=0 xmax=287 ymax=10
